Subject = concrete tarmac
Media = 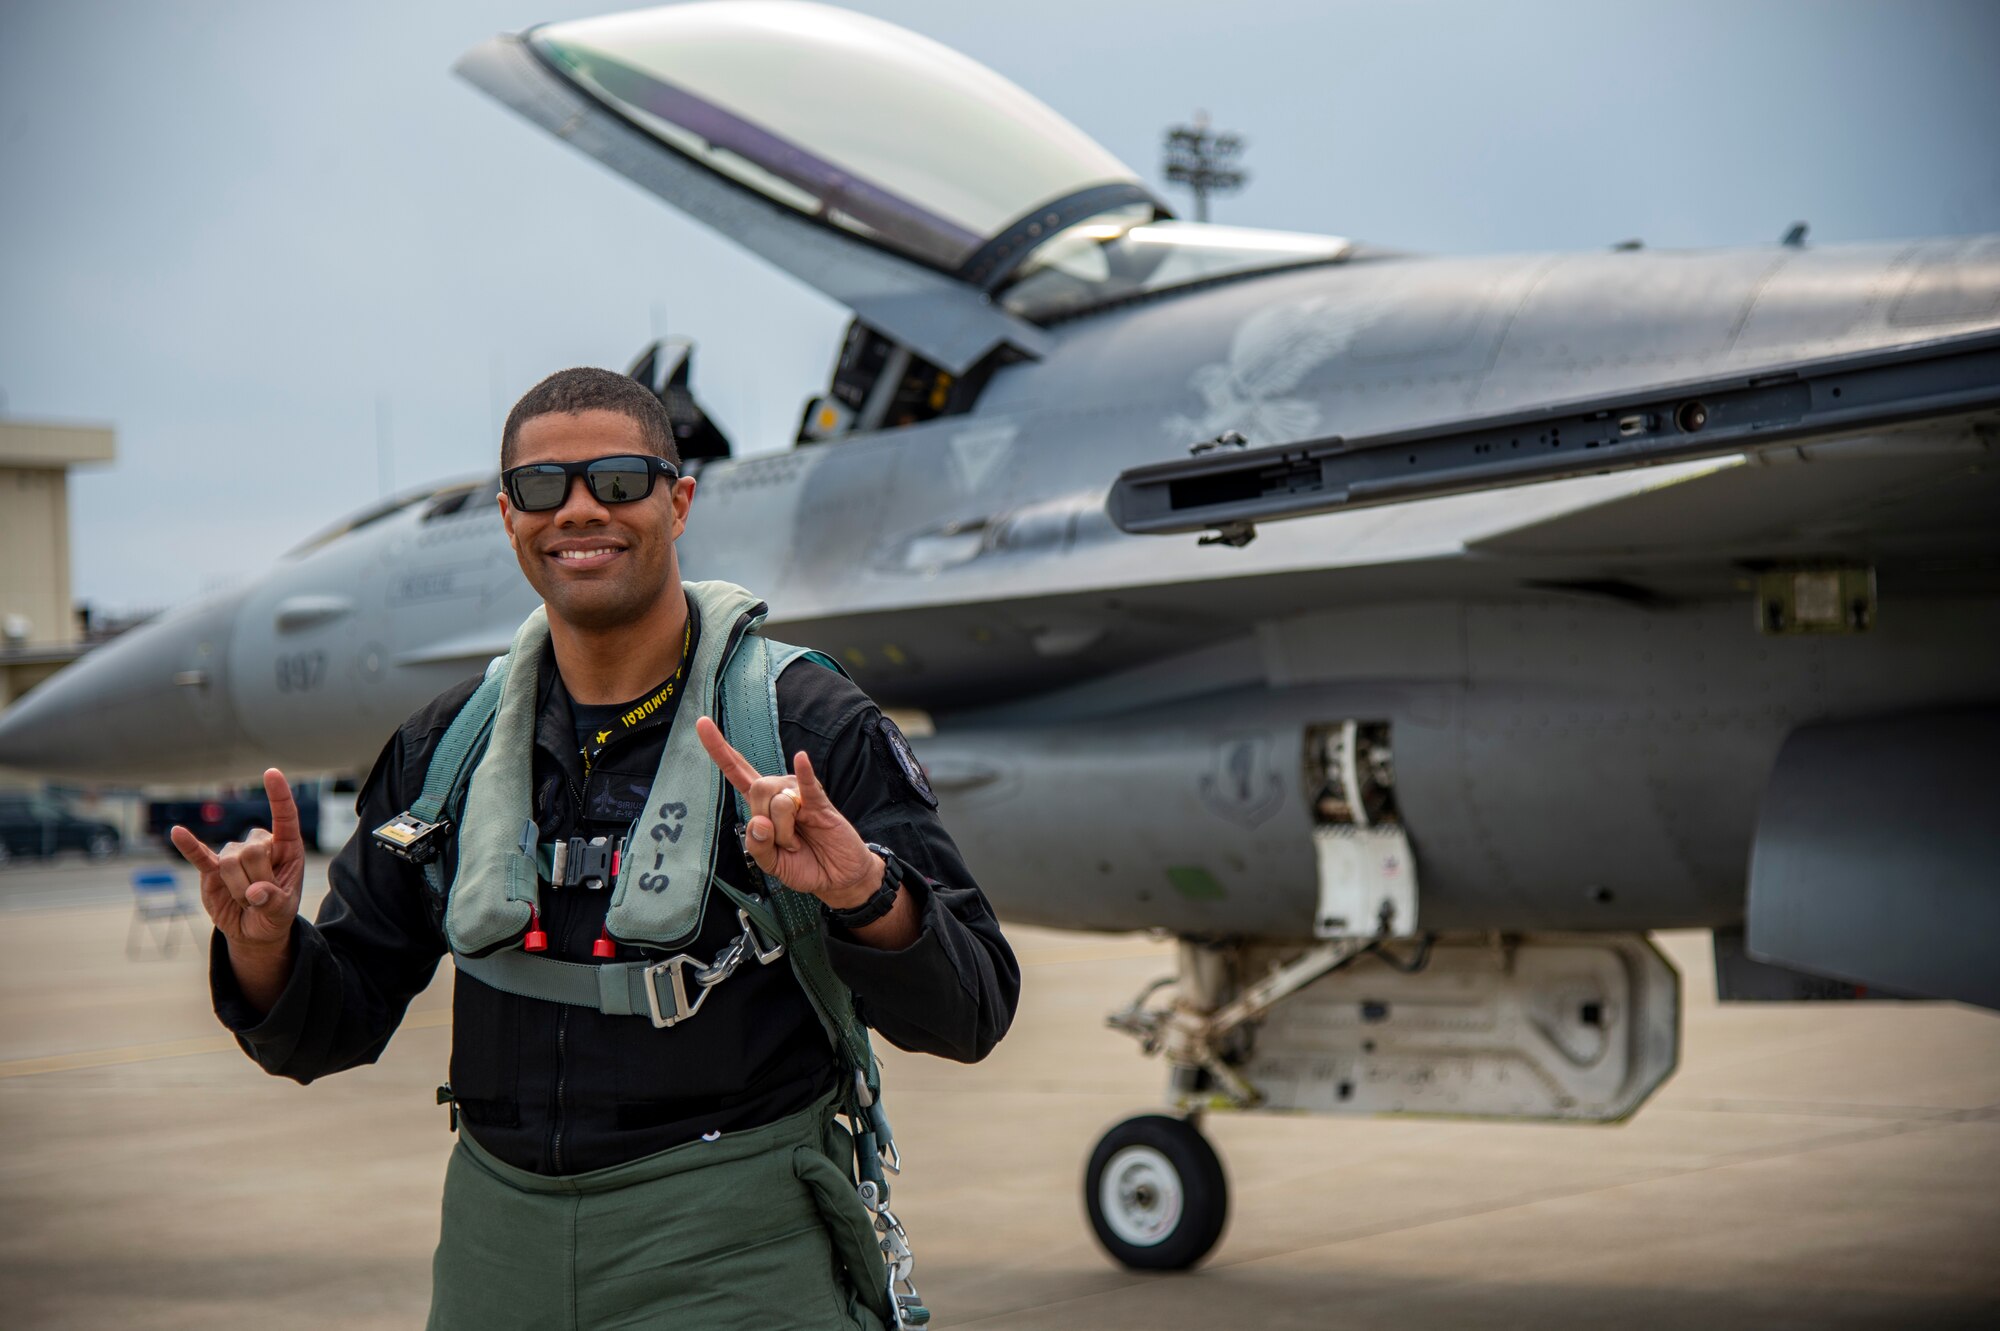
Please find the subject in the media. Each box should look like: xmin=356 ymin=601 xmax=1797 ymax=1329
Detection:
xmin=1 ymin=853 xmax=1996 ymax=1329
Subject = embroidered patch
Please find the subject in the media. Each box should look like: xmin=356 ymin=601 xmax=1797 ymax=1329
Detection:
xmin=585 ymin=772 xmax=651 ymax=825
xmin=876 ymin=716 xmax=937 ymax=808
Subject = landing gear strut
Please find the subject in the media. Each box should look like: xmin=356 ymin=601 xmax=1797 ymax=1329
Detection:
xmin=1085 ymin=930 xmax=1681 ymax=1269
xmin=1085 ymin=938 xmax=1368 ymax=1271
xmin=1083 ymin=1114 xmax=1228 ymax=1270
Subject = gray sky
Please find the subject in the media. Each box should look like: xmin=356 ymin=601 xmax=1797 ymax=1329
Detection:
xmin=4 ymin=0 xmax=1997 ymax=615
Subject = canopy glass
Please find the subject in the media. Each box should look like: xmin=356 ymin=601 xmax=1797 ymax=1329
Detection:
xmin=999 ymin=214 xmax=1354 ymax=321
xmin=530 ymin=1 xmax=1147 ymax=273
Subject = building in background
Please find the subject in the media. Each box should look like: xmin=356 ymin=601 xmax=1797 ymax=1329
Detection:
xmin=0 ymin=418 xmax=157 ymax=843
xmin=1 ymin=418 xmax=116 ymax=711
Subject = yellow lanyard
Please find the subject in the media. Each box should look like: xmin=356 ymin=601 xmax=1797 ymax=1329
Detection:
xmin=581 ymin=618 xmax=692 ymax=778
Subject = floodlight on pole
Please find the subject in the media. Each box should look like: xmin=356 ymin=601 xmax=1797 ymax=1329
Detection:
xmin=1163 ymin=111 xmax=1248 ymax=224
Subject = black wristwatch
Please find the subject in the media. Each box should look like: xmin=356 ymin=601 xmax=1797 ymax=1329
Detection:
xmin=824 ymin=844 xmax=905 ymax=930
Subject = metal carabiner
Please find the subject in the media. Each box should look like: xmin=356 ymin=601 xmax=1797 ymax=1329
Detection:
xmin=877 ymin=1206 xmax=916 ymax=1284
xmin=877 ymin=1207 xmax=928 ymax=1327
xmin=737 ymin=908 xmax=786 ymax=965
xmin=692 ymin=934 xmax=748 ymax=987
xmin=646 ymin=912 xmax=789 ymax=1028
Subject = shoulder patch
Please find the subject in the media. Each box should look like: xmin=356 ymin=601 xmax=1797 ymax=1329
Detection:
xmin=874 ymin=715 xmax=938 ymax=808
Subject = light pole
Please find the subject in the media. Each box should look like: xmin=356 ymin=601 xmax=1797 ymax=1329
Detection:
xmin=1163 ymin=112 xmax=1248 ymax=224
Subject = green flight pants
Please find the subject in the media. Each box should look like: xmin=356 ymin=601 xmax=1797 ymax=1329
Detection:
xmin=428 ymin=1093 xmax=891 ymax=1330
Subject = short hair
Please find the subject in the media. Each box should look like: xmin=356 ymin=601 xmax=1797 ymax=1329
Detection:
xmin=500 ymin=367 xmax=680 ymax=469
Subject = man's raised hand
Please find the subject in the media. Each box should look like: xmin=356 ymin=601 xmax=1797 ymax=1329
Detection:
xmin=170 ymin=768 xmax=307 ymax=955
xmin=694 ymin=716 xmax=882 ymax=911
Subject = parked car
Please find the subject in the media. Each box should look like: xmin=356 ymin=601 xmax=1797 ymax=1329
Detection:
xmin=146 ymin=782 xmax=323 ymax=852
xmin=0 ymin=791 xmax=122 ymax=866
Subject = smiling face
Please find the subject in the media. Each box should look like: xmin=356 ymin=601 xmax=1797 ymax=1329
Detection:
xmin=499 ymin=409 xmax=695 ymax=634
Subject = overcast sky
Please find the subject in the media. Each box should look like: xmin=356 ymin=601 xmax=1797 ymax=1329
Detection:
xmin=3 ymin=0 xmax=1997 ymax=616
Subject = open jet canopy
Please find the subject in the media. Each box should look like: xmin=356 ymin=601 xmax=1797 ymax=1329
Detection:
xmin=528 ymin=2 xmax=1151 ymax=277
xmin=460 ymin=2 xmax=1363 ymax=381
xmin=460 ymin=2 xmax=1188 ymax=371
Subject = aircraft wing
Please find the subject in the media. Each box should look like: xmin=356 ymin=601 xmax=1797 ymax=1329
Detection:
xmin=1108 ymin=325 xmax=2000 ymax=540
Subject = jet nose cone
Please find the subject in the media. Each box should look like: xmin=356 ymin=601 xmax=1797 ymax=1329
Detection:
xmin=0 ymin=592 xmax=253 ymax=783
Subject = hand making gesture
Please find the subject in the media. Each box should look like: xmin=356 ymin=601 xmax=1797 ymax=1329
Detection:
xmin=695 ymin=715 xmax=885 ymax=913
xmin=169 ymin=768 xmax=305 ymax=1012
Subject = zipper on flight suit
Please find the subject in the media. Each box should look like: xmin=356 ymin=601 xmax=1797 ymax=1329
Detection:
xmin=544 ymin=648 xmax=689 ymax=1173
xmin=551 ymin=1007 xmax=569 ymax=1173
xmin=549 ymin=764 xmax=587 ymax=1175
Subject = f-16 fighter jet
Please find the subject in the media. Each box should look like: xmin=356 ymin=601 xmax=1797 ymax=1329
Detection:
xmin=3 ymin=1 xmax=1996 ymax=1271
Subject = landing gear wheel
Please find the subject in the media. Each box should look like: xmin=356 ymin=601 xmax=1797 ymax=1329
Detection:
xmin=1084 ymin=1114 xmax=1228 ymax=1270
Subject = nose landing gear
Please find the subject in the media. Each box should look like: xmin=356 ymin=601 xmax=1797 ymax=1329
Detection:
xmin=1083 ymin=1114 xmax=1228 ymax=1271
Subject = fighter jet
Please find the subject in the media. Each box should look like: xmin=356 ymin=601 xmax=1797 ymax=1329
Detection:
xmin=3 ymin=1 xmax=1996 ymax=1271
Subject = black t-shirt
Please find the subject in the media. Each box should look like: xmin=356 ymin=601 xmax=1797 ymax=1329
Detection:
xmin=570 ymin=698 xmax=627 ymax=755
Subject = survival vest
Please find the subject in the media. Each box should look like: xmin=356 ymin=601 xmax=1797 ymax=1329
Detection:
xmin=375 ymin=580 xmax=927 ymax=1328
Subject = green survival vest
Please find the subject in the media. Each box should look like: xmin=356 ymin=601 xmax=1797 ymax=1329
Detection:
xmin=392 ymin=580 xmax=927 ymax=1328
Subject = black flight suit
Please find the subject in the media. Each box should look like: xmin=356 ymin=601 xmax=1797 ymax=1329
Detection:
xmin=210 ymin=602 xmax=1019 ymax=1175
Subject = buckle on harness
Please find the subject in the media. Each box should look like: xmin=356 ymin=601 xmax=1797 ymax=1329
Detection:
xmin=641 ymin=953 xmax=706 ymax=1028
xmin=373 ymin=812 xmax=449 ymax=865
xmin=552 ymin=835 xmax=616 ymax=889
xmin=641 ymin=911 xmax=785 ymax=1028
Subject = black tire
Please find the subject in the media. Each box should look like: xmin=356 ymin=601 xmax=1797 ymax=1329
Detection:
xmin=86 ymin=830 xmax=119 ymax=859
xmin=0 ymin=840 xmax=12 ymax=868
xmin=1084 ymin=1114 xmax=1228 ymax=1271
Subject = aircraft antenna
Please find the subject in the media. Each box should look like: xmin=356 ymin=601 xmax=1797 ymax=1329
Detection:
xmin=1163 ymin=111 xmax=1248 ymax=223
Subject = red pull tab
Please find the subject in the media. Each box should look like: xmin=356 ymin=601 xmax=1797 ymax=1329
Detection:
xmin=523 ymin=906 xmax=549 ymax=954
xmin=592 ymin=925 xmax=617 ymax=960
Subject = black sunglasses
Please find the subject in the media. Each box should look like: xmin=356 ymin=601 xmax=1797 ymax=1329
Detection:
xmin=502 ymin=454 xmax=680 ymax=512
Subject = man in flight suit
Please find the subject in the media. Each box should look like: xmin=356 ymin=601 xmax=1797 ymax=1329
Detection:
xmin=171 ymin=367 xmax=1019 ymax=1328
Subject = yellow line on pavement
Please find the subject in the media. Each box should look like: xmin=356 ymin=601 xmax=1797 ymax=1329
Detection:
xmin=0 ymin=1007 xmax=452 ymax=1080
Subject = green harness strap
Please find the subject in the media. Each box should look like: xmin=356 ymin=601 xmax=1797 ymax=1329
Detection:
xmin=718 ymin=633 xmax=882 ymax=1105
xmin=715 ymin=634 xmax=925 ymax=1328
xmin=411 ymin=660 xmax=509 ymax=903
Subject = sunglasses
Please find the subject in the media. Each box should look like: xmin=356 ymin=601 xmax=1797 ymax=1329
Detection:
xmin=502 ymin=454 xmax=680 ymax=513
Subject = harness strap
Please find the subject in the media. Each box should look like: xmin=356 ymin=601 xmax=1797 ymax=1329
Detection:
xmin=413 ymin=660 xmax=509 ymax=899
xmin=718 ymin=634 xmax=881 ymax=1102
xmin=452 ymin=948 xmax=656 ymax=1016
xmin=451 ymin=899 xmax=784 ymax=1026
xmin=715 ymin=636 xmax=928 ymax=1327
